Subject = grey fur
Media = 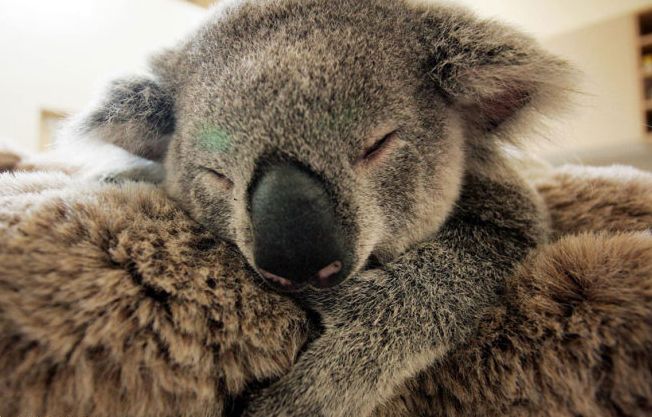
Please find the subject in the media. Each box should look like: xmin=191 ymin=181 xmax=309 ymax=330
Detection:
xmin=75 ymin=0 xmax=573 ymax=415
xmin=82 ymin=77 xmax=175 ymax=161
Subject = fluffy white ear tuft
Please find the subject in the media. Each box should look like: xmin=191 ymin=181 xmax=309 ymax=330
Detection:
xmin=75 ymin=76 xmax=175 ymax=161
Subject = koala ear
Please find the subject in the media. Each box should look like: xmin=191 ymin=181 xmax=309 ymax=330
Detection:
xmin=419 ymin=6 xmax=574 ymax=138
xmin=77 ymin=76 xmax=175 ymax=161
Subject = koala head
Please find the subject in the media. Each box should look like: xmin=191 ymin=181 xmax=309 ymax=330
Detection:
xmin=76 ymin=0 xmax=571 ymax=292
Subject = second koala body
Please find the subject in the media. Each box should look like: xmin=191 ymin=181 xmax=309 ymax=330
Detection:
xmin=73 ymin=0 xmax=573 ymax=415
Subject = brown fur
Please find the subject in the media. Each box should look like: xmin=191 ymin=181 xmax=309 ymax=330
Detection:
xmin=536 ymin=165 xmax=652 ymax=237
xmin=0 ymin=151 xmax=21 ymax=173
xmin=0 ymin=172 xmax=310 ymax=417
xmin=378 ymin=231 xmax=652 ymax=416
xmin=1 ymin=160 xmax=651 ymax=417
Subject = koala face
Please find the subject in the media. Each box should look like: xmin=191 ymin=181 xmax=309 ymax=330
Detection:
xmin=163 ymin=7 xmax=467 ymax=290
xmin=78 ymin=0 xmax=571 ymax=292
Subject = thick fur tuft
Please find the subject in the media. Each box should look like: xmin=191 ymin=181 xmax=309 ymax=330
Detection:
xmin=536 ymin=164 xmax=652 ymax=237
xmin=78 ymin=77 xmax=175 ymax=161
xmin=379 ymin=231 xmax=652 ymax=417
xmin=0 ymin=174 xmax=311 ymax=417
xmin=413 ymin=3 xmax=576 ymax=141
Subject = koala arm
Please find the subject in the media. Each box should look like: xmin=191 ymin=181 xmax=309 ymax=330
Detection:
xmin=242 ymin=169 xmax=547 ymax=417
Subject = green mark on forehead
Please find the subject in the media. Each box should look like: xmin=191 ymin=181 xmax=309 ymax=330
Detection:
xmin=199 ymin=126 xmax=231 ymax=152
xmin=321 ymin=106 xmax=359 ymax=132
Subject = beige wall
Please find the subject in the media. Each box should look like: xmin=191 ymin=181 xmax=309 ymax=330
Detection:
xmin=0 ymin=0 xmax=205 ymax=152
xmin=530 ymin=14 xmax=644 ymax=157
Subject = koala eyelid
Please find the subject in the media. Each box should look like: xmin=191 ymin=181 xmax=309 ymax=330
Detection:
xmin=356 ymin=129 xmax=399 ymax=165
xmin=201 ymin=166 xmax=234 ymax=189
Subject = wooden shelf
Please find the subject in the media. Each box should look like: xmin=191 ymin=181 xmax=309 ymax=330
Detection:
xmin=639 ymin=9 xmax=652 ymax=138
xmin=641 ymin=33 xmax=652 ymax=47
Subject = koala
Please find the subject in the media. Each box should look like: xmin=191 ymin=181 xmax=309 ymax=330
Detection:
xmin=71 ymin=0 xmax=572 ymax=416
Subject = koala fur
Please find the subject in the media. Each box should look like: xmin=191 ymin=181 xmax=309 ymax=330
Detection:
xmin=61 ymin=0 xmax=579 ymax=415
xmin=0 ymin=172 xmax=311 ymax=417
xmin=1 ymin=163 xmax=652 ymax=417
xmin=377 ymin=165 xmax=652 ymax=417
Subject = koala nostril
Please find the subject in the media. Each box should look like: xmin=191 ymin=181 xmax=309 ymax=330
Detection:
xmin=314 ymin=260 xmax=342 ymax=287
xmin=259 ymin=268 xmax=295 ymax=288
xmin=258 ymin=260 xmax=344 ymax=291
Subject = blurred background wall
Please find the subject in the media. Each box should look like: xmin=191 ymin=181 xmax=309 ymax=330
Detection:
xmin=0 ymin=0 xmax=204 ymax=151
xmin=1 ymin=0 xmax=651 ymax=170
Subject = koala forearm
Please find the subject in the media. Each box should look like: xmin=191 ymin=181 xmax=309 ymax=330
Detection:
xmin=325 ymin=171 xmax=546 ymax=343
xmin=245 ymin=172 xmax=547 ymax=417
xmin=245 ymin=240 xmax=541 ymax=417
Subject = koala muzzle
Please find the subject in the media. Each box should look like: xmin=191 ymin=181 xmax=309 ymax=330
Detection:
xmin=249 ymin=163 xmax=352 ymax=291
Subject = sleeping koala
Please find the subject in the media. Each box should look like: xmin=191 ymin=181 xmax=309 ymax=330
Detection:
xmin=72 ymin=0 xmax=572 ymax=415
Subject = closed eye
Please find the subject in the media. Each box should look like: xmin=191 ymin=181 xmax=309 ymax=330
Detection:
xmin=202 ymin=166 xmax=234 ymax=189
xmin=356 ymin=129 xmax=399 ymax=165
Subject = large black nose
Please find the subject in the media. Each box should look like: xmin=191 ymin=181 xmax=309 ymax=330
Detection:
xmin=249 ymin=164 xmax=352 ymax=290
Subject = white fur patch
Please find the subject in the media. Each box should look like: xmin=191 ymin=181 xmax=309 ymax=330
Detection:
xmin=556 ymin=164 xmax=652 ymax=182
